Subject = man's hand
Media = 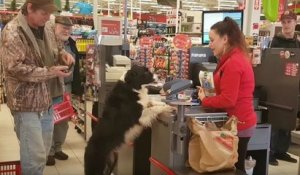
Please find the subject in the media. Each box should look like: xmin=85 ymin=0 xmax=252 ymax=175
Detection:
xmin=60 ymin=50 xmax=75 ymax=66
xmin=50 ymin=65 xmax=72 ymax=77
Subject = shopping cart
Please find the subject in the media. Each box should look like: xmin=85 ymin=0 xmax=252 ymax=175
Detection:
xmin=53 ymin=93 xmax=76 ymax=124
xmin=0 ymin=161 xmax=21 ymax=175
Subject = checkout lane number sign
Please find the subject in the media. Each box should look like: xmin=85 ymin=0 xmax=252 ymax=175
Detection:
xmin=98 ymin=17 xmax=122 ymax=46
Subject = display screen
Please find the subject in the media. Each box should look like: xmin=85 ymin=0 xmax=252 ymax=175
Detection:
xmin=202 ymin=10 xmax=243 ymax=45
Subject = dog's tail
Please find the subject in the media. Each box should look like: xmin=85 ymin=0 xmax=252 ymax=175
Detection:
xmin=84 ymin=140 xmax=111 ymax=175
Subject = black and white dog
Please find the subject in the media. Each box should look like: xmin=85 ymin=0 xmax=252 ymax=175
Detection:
xmin=84 ymin=65 xmax=175 ymax=175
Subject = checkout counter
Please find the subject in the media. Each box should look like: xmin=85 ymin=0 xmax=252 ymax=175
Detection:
xmin=106 ymin=55 xmax=131 ymax=82
xmin=149 ymin=80 xmax=271 ymax=175
xmin=112 ymin=79 xmax=271 ymax=175
xmin=150 ymin=103 xmax=270 ymax=175
xmin=104 ymin=58 xmax=271 ymax=175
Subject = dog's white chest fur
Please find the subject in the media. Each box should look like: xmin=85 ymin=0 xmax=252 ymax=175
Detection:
xmin=124 ymin=85 xmax=174 ymax=144
xmin=135 ymin=85 xmax=150 ymax=108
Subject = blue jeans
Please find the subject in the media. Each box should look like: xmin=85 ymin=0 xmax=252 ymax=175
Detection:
xmin=11 ymin=109 xmax=54 ymax=175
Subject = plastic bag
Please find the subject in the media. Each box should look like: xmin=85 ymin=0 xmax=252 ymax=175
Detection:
xmin=187 ymin=117 xmax=239 ymax=173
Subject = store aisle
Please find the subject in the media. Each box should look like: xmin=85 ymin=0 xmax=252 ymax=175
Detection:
xmin=0 ymin=104 xmax=19 ymax=162
xmin=268 ymin=156 xmax=299 ymax=175
xmin=44 ymin=121 xmax=86 ymax=175
xmin=0 ymin=103 xmax=299 ymax=175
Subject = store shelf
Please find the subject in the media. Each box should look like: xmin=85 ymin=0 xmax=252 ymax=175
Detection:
xmin=83 ymin=96 xmax=98 ymax=102
xmin=153 ymin=55 xmax=170 ymax=57
xmin=147 ymin=22 xmax=167 ymax=24
xmin=72 ymin=118 xmax=85 ymax=131
xmin=73 ymin=103 xmax=85 ymax=111
xmin=179 ymin=32 xmax=201 ymax=35
xmin=75 ymin=113 xmax=85 ymax=122
xmin=165 ymin=33 xmax=176 ymax=36
xmin=181 ymin=22 xmax=195 ymax=25
xmin=71 ymin=94 xmax=87 ymax=139
xmin=74 ymin=123 xmax=85 ymax=134
xmin=0 ymin=10 xmax=18 ymax=14
xmin=69 ymin=15 xmax=93 ymax=20
xmin=167 ymin=15 xmax=177 ymax=18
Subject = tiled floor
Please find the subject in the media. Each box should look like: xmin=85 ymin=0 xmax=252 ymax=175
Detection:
xmin=268 ymin=158 xmax=299 ymax=175
xmin=0 ymin=103 xmax=299 ymax=175
xmin=0 ymin=104 xmax=88 ymax=175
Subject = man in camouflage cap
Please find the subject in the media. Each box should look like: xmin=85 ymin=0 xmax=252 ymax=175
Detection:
xmin=0 ymin=0 xmax=74 ymax=174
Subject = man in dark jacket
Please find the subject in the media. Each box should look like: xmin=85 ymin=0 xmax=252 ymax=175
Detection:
xmin=269 ymin=10 xmax=300 ymax=166
xmin=47 ymin=15 xmax=83 ymax=166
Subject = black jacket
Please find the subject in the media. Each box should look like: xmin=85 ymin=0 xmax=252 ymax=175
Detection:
xmin=270 ymin=33 xmax=300 ymax=48
xmin=68 ymin=37 xmax=84 ymax=96
xmin=268 ymin=33 xmax=300 ymax=130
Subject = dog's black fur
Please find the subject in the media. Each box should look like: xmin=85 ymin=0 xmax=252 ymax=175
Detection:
xmin=84 ymin=65 xmax=173 ymax=175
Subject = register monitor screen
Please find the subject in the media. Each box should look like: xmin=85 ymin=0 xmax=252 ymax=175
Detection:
xmin=190 ymin=47 xmax=215 ymax=64
xmin=202 ymin=10 xmax=243 ymax=45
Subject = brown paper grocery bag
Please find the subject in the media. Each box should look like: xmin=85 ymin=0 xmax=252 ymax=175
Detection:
xmin=188 ymin=117 xmax=239 ymax=173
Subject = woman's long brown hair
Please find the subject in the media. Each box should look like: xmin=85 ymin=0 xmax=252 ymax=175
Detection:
xmin=211 ymin=17 xmax=248 ymax=58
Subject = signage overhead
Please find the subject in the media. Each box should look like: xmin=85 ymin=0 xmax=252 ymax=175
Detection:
xmin=98 ymin=17 xmax=123 ymax=46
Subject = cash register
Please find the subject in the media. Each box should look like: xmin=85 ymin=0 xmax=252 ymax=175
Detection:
xmin=105 ymin=55 xmax=131 ymax=82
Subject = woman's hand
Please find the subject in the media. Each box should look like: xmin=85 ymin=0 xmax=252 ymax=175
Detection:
xmin=197 ymin=86 xmax=206 ymax=101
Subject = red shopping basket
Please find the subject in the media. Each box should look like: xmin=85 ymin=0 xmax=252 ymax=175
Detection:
xmin=53 ymin=93 xmax=76 ymax=124
xmin=149 ymin=157 xmax=176 ymax=175
xmin=0 ymin=161 xmax=21 ymax=175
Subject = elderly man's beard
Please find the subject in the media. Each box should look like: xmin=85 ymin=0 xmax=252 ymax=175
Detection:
xmin=58 ymin=33 xmax=69 ymax=41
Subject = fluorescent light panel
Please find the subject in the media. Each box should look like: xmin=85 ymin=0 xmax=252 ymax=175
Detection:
xmin=151 ymin=5 xmax=173 ymax=8
xmin=141 ymin=2 xmax=157 ymax=5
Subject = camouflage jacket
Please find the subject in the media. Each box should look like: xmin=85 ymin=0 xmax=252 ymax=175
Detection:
xmin=0 ymin=12 xmax=61 ymax=112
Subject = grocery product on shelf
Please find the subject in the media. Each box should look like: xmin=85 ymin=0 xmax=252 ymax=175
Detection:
xmin=137 ymin=46 xmax=153 ymax=70
xmin=76 ymin=39 xmax=95 ymax=53
xmin=152 ymin=38 xmax=171 ymax=81
xmin=169 ymin=49 xmax=190 ymax=79
xmin=84 ymin=45 xmax=99 ymax=101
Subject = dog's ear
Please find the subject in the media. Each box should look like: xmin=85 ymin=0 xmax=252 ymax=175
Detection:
xmin=131 ymin=65 xmax=141 ymax=71
xmin=124 ymin=69 xmax=137 ymax=83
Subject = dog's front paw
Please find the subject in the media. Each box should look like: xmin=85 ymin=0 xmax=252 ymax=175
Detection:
xmin=148 ymin=100 xmax=166 ymax=107
xmin=158 ymin=105 xmax=177 ymax=118
xmin=163 ymin=105 xmax=177 ymax=114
